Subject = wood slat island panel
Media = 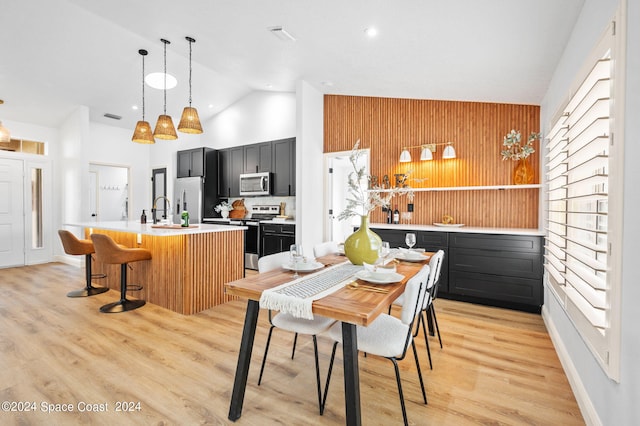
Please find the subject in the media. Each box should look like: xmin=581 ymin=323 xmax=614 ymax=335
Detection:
xmin=84 ymin=226 xmax=244 ymax=315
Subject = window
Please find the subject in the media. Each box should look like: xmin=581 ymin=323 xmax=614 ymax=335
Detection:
xmin=544 ymin=20 xmax=623 ymax=380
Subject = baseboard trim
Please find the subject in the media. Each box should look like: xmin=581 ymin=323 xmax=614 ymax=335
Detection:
xmin=53 ymin=254 xmax=82 ymax=268
xmin=542 ymin=305 xmax=602 ymax=426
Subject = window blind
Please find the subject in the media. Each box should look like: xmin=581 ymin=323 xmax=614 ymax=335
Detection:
xmin=544 ymin=51 xmax=612 ymax=354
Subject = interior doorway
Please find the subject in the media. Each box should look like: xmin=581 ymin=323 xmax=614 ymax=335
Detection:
xmin=88 ymin=163 xmax=130 ymax=222
xmin=323 ymin=149 xmax=369 ymax=243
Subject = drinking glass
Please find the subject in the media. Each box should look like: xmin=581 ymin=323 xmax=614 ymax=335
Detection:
xmin=378 ymin=241 xmax=391 ymax=264
xmin=405 ymin=233 xmax=416 ymax=250
xmin=290 ymin=244 xmax=304 ymax=278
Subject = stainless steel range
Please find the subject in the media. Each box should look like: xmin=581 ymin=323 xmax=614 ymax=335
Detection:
xmin=237 ymin=204 xmax=280 ymax=270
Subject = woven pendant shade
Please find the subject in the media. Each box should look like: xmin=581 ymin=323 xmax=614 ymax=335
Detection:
xmin=153 ymin=114 xmax=178 ymax=140
xmin=0 ymin=121 xmax=10 ymax=143
xmin=132 ymin=120 xmax=155 ymax=144
xmin=178 ymin=107 xmax=203 ymax=134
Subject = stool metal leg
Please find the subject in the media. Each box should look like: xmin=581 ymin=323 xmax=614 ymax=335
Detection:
xmin=67 ymin=254 xmax=109 ymax=297
xmin=100 ymin=263 xmax=145 ymax=313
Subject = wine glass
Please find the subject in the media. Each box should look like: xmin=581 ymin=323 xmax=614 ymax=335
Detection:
xmin=290 ymin=244 xmax=304 ymax=278
xmin=405 ymin=233 xmax=416 ymax=250
xmin=378 ymin=241 xmax=391 ymax=265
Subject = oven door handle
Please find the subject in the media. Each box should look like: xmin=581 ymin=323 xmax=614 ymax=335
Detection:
xmin=244 ymin=221 xmax=260 ymax=227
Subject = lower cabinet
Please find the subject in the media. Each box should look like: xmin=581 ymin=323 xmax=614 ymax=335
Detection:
xmin=261 ymin=223 xmax=295 ymax=257
xmin=370 ymin=227 xmax=543 ymax=312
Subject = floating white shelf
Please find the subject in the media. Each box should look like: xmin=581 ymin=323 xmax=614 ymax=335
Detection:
xmin=371 ymin=184 xmax=541 ymax=192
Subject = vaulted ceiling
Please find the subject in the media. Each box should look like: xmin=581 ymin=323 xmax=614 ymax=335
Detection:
xmin=1 ymin=0 xmax=584 ymax=132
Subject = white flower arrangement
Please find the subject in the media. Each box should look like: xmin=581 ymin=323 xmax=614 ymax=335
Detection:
xmin=214 ymin=201 xmax=234 ymax=213
xmin=501 ymin=129 xmax=540 ymax=161
xmin=336 ymin=140 xmax=411 ymax=221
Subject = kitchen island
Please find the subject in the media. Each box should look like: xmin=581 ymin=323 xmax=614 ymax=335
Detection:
xmin=66 ymin=221 xmax=246 ymax=315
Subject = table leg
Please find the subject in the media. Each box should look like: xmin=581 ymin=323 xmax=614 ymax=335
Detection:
xmin=228 ymin=299 xmax=260 ymax=421
xmin=341 ymin=322 xmax=361 ymax=426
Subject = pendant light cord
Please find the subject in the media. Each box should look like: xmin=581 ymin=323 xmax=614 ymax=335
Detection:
xmin=163 ymin=40 xmax=167 ymax=115
xmin=188 ymin=39 xmax=193 ymax=107
xmin=141 ymin=51 xmax=146 ymax=120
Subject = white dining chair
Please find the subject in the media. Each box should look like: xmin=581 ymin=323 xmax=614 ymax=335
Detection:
xmin=256 ymin=251 xmax=336 ymax=415
xmin=313 ymin=241 xmax=339 ymax=258
xmin=392 ymin=250 xmax=445 ymax=369
xmin=322 ymin=264 xmax=431 ymax=426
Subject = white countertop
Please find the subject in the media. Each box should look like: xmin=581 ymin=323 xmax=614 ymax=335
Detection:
xmin=66 ymin=221 xmax=247 ymax=236
xmin=369 ymin=223 xmax=545 ymax=236
xmin=202 ymin=217 xmax=296 ymax=225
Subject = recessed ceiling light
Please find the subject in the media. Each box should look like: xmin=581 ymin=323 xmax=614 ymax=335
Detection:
xmin=266 ymin=84 xmax=274 ymax=89
xmin=364 ymin=27 xmax=378 ymax=37
xmin=132 ymin=105 xmax=139 ymax=110
xmin=208 ymin=104 xmax=214 ymax=109
xmin=145 ymin=72 xmax=178 ymax=90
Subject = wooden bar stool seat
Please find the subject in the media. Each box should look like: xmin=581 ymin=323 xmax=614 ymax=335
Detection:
xmin=58 ymin=230 xmax=109 ymax=297
xmin=90 ymin=233 xmax=151 ymax=313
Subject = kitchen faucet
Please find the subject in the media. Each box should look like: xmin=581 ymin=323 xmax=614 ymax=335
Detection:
xmin=152 ymin=196 xmax=171 ymax=224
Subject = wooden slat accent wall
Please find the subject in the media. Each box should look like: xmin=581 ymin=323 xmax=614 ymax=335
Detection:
xmin=86 ymin=229 xmax=243 ymax=315
xmin=324 ymin=95 xmax=540 ymax=228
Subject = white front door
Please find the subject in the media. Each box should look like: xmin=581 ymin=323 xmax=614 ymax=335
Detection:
xmin=0 ymin=158 xmax=25 ymax=268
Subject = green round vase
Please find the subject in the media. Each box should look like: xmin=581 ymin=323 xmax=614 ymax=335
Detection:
xmin=344 ymin=215 xmax=382 ymax=265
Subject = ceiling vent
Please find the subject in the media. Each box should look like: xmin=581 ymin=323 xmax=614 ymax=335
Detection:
xmin=268 ymin=26 xmax=296 ymax=42
xmin=104 ymin=113 xmax=122 ymax=120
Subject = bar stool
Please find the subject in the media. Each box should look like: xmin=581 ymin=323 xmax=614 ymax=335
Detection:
xmin=90 ymin=233 xmax=151 ymax=313
xmin=58 ymin=230 xmax=109 ymax=297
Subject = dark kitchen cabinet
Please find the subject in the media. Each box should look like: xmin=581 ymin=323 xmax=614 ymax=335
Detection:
xmin=272 ymin=137 xmax=296 ymax=196
xmin=448 ymin=233 xmax=543 ymax=311
xmin=218 ymin=146 xmax=244 ymax=198
xmin=369 ymin=226 xmax=543 ymax=312
xmin=261 ymin=223 xmax=295 ymax=256
xmin=177 ymin=148 xmax=207 ymax=178
xmin=244 ymin=142 xmax=272 ymax=173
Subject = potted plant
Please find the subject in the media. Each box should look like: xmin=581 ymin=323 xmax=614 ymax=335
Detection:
xmin=214 ymin=201 xmax=234 ymax=219
xmin=501 ymin=129 xmax=540 ymax=184
xmin=338 ymin=140 xmax=409 ymax=264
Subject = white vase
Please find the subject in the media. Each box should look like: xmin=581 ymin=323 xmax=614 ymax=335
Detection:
xmin=221 ymin=210 xmax=229 ymax=219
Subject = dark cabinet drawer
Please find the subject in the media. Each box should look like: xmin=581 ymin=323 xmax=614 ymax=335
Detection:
xmin=449 ymin=271 xmax=543 ymax=307
xmin=449 ymin=233 xmax=542 ymax=253
xmin=261 ymin=223 xmax=295 ymax=235
xmin=449 ymin=248 xmax=542 ymax=279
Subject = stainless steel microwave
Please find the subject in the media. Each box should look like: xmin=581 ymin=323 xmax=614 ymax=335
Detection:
xmin=239 ymin=172 xmax=272 ymax=196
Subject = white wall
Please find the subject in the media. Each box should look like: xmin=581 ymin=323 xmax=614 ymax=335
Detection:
xmin=204 ymin=90 xmax=296 ymax=149
xmin=540 ymin=0 xmax=640 ymax=424
xmin=295 ymin=81 xmax=324 ymax=251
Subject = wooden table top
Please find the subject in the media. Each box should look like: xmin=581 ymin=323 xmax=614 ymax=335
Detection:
xmin=225 ymin=253 xmax=431 ymax=327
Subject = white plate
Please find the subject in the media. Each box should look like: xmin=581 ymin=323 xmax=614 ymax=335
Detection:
xmin=433 ymin=223 xmax=465 ymax=227
xmin=395 ymin=252 xmax=430 ymax=262
xmin=355 ymin=270 xmax=405 ymax=285
xmin=282 ymin=261 xmax=324 ymax=273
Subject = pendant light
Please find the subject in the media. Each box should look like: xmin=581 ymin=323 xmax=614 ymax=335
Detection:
xmin=153 ymin=38 xmax=177 ymax=140
xmin=177 ymin=36 xmax=203 ymax=134
xmin=0 ymin=99 xmax=10 ymax=143
xmin=131 ymin=50 xmax=155 ymax=144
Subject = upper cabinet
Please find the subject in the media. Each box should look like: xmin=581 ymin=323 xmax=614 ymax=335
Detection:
xmin=177 ymin=148 xmax=207 ymax=178
xmin=244 ymin=142 xmax=272 ymax=174
xmin=272 ymin=137 xmax=296 ymax=196
xmin=218 ymin=137 xmax=296 ymax=198
xmin=218 ymin=146 xmax=244 ymax=198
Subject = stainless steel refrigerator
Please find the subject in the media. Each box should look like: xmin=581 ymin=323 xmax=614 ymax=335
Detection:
xmin=174 ymin=176 xmax=203 ymax=224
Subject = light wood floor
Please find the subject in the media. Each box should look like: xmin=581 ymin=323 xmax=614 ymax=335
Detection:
xmin=0 ymin=263 xmax=584 ymax=425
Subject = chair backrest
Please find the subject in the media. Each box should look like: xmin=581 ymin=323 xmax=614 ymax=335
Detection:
xmin=58 ymin=229 xmax=93 ymax=256
xmin=258 ymin=251 xmax=291 ymax=273
xmin=400 ymin=264 xmax=431 ymax=325
xmin=313 ymin=241 xmax=339 ymax=258
xmin=422 ymin=250 xmax=445 ymax=309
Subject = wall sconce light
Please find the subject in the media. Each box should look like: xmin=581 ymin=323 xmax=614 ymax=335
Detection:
xmin=399 ymin=142 xmax=456 ymax=162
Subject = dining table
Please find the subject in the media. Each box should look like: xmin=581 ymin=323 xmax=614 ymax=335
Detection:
xmin=225 ymin=252 xmax=432 ymax=425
